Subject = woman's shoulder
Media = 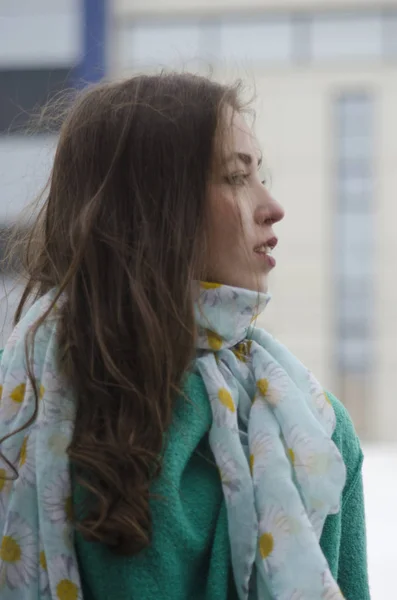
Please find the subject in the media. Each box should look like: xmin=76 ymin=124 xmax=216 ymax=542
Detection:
xmin=325 ymin=390 xmax=364 ymax=493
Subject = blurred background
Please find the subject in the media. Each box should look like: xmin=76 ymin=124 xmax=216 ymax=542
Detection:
xmin=0 ymin=0 xmax=396 ymax=596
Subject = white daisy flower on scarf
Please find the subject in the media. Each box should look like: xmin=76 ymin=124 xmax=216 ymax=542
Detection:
xmin=249 ymin=431 xmax=274 ymax=481
xmin=212 ymin=391 xmax=238 ymax=428
xmin=207 ymin=376 xmax=238 ymax=430
xmin=50 ymin=554 xmax=82 ymax=600
xmin=258 ymin=505 xmax=291 ymax=572
xmin=307 ymin=371 xmax=336 ymax=433
xmin=0 ymin=379 xmax=27 ymax=423
xmin=212 ymin=443 xmax=242 ymax=505
xmin=0 ymin=466 xmax=13 ymax=521
xmin=18 ymin=433 xmax=36 ymax=487
xmin=43 ymin=470 xmax=73 ymax=524
xmin=0 ymin=511 xmax=37 ymax=589
xmin=39 ymin=371 xmax=74 ymax=425
xmin=287 ymin=426 xmax=331 ymax=479
xmin=0 ymin=378 xmax=44 ymax=429
xmin=39 ymin=547 xmax=50 ymax=596
xmin=253 ymin=361 xmax=290 ymax=407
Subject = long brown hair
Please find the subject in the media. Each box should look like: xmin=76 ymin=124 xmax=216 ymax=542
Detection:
xmin=6 ymin=72 xmax=242 ymax=554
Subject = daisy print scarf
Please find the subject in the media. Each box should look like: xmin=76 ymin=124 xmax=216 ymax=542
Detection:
xmin=0 ymin=285 xmax=346 ymax=600
xmin=195 ymin=282 xmax=346 ymax=599
xmin=0 ymin=293 xmax=82 ymax=600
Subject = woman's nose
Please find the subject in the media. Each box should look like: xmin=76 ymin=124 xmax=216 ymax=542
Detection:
xmin=255 ymin=194 xmax=285 ymax=226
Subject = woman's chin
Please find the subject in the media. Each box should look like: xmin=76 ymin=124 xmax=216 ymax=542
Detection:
xmin=239 ymin=276 xmax=269 ymax=294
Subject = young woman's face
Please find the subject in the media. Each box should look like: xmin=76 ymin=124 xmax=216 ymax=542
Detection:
xmin=206 ymin=110 xmax=284 ymax=293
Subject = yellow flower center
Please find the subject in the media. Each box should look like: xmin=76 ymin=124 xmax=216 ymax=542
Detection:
xmin=256 ymin=378 xmax=269 ymax=397
xmin=218 ymin=388 xmax=235 ymax=412
xmin=288 ymin=448 xmax=295 ymax=465
xmin=206 ymin=330 xmax=223 ymax=351
xmin=200 ymin=282 xmax=222 ymax=289
xmin=249 ymin=454 xmax=254 ymax=475
xmin=0 ymin=536 xmax=21 ymax=563
xmin=0 ymin=468 xmax=6 ymax=492
xmin=40 ymin=550 xmax=47 ymax=571
xmin=39 ymin=384 xmax=45 ymax=400
xmin=56 ymin=579 xmax=79 ymax=600
xmin=10 ymin=383 xmax=26 ymax=404
xmin=20 ymin=437 xmax=28 ymax=466
xmin=0 ymin=384 xmax=3 ymax=398
xmin=259 ymin=532 xmax=274 ymax=559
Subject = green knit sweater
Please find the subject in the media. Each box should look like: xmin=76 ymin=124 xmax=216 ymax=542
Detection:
xmin=72 ymin=374 xmax=370 ymax=600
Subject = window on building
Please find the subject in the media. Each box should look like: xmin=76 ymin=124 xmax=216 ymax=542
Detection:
xmin=118 ymin=20 xmax=207 ymax=70
xmin=311 ymin=12 xmax=383 ymax=61
xmin=219 ymin=16 xmax=293 ymax=64
xmin=334 ymin=93 xmax=374 ymax=437
xmin=0 ymin=9 xmax=80 ymax=68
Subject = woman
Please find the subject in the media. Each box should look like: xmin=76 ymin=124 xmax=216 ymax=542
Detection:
xmin=0 ymin=73 xmax=369 ymax=599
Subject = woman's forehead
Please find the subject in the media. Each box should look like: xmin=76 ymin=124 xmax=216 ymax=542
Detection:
xmin=222 ymin=110 xmax=262 ymax=164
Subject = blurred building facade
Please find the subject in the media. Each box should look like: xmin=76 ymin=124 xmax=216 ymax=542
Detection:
xmin=1 ymin=0 xmax=397 ymax=441
xmin=0 ymin=0 xmax=80 ymax=222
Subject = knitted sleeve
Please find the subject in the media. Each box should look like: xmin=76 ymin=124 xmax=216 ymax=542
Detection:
xmin=338 ymin=458 xmax=371 ymax=600
xmin=326 ymin=391 xmax=371 ymax=600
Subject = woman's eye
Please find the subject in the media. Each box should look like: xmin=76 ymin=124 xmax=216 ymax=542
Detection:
xmin=225 ymin=172 xmax=249 ymax=186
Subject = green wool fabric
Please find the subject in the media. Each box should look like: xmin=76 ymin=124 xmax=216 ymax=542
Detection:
xmin=72 ymin=374 xmax=370 ymax=600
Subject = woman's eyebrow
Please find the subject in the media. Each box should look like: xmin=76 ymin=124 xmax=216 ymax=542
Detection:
xmin=224 ymin=152 xmax=262 ymax=168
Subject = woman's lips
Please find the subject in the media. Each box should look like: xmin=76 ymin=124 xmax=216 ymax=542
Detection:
xmin=254 ymin=248 xmax=276 ymax=269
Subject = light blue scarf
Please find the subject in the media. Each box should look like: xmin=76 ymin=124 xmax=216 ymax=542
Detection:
xmin=0 ymin=285 xmax=346 ymax=599
xmin=195 ymin=282 xmax=346 ymax=599
xmin=0 ymin=293 xmax=81 ymax=599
